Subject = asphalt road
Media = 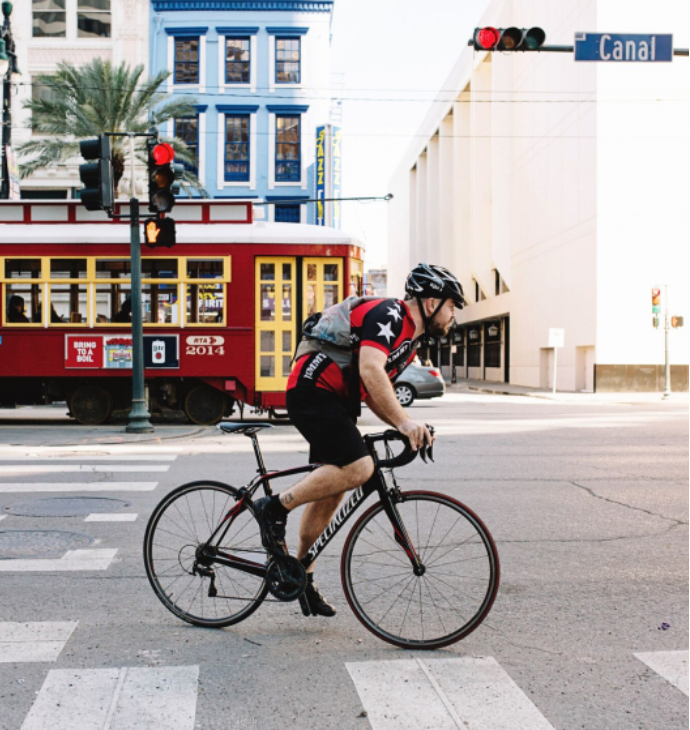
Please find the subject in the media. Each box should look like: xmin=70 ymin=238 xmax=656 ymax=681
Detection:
xmin=0 ymin=392 xmax=687 ymax=730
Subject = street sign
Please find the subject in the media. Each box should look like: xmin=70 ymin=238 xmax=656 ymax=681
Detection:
xmin=548 ymin=328 xmax=565 ymax=349
xmin=574 ymin=33 xmax=673 ymax=62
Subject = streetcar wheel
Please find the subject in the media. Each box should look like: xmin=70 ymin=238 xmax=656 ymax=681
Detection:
xmin=184 ymin=385 xmax=225 ymax=425
xmin=70 ymin=385 xmax=113 ymax=425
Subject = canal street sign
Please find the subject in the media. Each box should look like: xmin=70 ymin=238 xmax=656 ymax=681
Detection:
xmin=574 ymin=33 xmax=673 ymax=62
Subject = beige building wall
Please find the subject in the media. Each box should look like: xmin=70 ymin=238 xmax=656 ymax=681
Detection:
xmin=387 ymin=0 xmax=689 ymax=392
xmin=11 ymin=0 xmax=150 ymax=196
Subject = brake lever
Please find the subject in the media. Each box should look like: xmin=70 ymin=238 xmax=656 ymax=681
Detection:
xmin=426 ymin=424 xmax=435 ymax=463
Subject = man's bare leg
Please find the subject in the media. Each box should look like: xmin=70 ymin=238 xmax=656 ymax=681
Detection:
xmin=278 ymin=456 xmax=373 ymax=512
xmin=297 ymin=494 xmax=344 ymax=573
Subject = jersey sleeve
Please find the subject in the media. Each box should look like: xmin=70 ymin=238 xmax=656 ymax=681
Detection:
xmin=359 ymin=299 xmax=407 ymax=356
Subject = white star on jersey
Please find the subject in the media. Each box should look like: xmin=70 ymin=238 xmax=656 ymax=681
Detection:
xmin=377 ymin=322 xmax=395 ymax=343
xmin=387 ymin=307 xmax=402 ymax=322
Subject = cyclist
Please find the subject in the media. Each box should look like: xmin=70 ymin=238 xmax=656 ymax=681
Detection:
xmin=254 ymin=263 xmax=464 ymax=617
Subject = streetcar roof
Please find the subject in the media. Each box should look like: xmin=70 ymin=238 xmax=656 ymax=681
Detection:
xmin=0 ymin=221 xmax=364 ymax=248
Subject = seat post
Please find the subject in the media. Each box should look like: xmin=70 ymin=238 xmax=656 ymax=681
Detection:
xmin=249 ymin=433 xmax=268 ymax=476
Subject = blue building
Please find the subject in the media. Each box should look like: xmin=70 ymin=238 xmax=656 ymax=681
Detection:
xmin=150 ymin=0 xmax=335 ymax=224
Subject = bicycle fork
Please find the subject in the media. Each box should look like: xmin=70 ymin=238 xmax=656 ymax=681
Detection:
xmin=380 ymin=492 xmax=425 ymax=576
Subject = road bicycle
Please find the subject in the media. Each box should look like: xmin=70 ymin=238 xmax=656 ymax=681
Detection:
xmin=143 ymin=423 xmax=500 ymax=649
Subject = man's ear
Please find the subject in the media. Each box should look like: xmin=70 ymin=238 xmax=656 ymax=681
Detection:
xmin=425 ymin=298 xmax=437 ymax=315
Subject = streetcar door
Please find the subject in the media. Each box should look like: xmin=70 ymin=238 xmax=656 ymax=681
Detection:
xmin=302 ymin=258 xmax=343 ymax=318
xmin=255 ymin=257 xmax=296 ymax=392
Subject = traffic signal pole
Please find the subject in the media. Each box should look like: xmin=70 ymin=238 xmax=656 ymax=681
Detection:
xmin=125 ymin=134 xmax=153 ymax=433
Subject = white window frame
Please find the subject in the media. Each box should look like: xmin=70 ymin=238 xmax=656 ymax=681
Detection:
xmin=31 ymin=0 xmax=114 ymax=43
xmin=168 ymin=34 xmax=206 ymax=92
xmin=218 ymin=34 xmax=257 ymax=93
xmin=217 ymin=111 xmax=257 ymax=191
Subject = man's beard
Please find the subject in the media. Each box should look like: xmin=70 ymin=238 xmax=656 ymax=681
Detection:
xmin=428 ymin=317 xmax=451 ymax=338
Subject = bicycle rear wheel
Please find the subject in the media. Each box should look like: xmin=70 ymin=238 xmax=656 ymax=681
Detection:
xmin=342 ymin=491 xmax=499 ymax=649
xmin=144 ymin=481 xmax=269 ymax=628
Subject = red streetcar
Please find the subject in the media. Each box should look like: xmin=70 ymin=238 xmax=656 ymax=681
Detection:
xmin=0 ymin=200 xmax=364 ymax=424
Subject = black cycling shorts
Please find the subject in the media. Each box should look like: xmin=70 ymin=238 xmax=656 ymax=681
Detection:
xmin=286 ymin=385 xmax=369 ymax=467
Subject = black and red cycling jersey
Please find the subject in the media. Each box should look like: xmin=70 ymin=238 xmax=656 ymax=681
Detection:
xmin=287 ymin=298 xmax=418 ymax=402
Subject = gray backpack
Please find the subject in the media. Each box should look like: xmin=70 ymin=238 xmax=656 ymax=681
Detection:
xmin=293 ymin=296 xmax=380 ymax=369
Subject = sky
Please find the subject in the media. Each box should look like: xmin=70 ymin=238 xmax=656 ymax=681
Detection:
xmin=329 ymin=0 xmax=491 ymax=269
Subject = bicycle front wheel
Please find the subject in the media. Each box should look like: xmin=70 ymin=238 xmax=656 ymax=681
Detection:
xmin=144 ymin=481 xmax=269 ymax=628
xmin=342 ymin=491 xmax=499 ymax=649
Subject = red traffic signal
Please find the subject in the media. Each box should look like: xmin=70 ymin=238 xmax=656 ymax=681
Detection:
xmin=651 ymin=287 xmax=661 ymax=309
xmin=151 ymin=143 xmax=175 ymax=166
xmin=475 ymin=27 xmax=500 ymax=50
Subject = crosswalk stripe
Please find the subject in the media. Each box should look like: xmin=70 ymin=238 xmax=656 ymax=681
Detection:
xmin=0 ymin=622 xmax=78 ymax=663
xmin=0 ymin=455 xmax=178 ymax=462
xmin=0 ymin=482 xmax=158 ymax=493
xmin=634 ymin=650 xmax=689 ymax=696
xmin=84 ymin=514 xmax=138 ymax=522
xmin=20 ymin=665 xmax=199 ymax=730
xmin=346 ymin=657 xmax=555 ymax=730
xmin=0 ymin=465 xmax=170 ymax=474
xmin=0 ymin=549 xmax=118 ymax=572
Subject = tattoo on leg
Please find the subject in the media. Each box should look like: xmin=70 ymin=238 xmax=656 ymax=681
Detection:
xmin=280 ymin=492 xmax=295 ymax=507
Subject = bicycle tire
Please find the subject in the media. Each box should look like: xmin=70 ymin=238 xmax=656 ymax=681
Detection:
xmin=144 ymin=481 xmax=268 ymax=629
xmin=341 ymin=491 xmax=501 ymax=650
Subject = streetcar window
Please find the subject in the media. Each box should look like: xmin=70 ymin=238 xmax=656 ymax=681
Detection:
xmin=260 ymin=263 xmax=275 ymax=281
xmin=96 ymin=284 xmax=131 ymax=324
xmin=187 ymin=259 xmax=223 ymax=279
xmin=187 ymin=283 xmax=223 ymax=324
xmin=260 ymin=331 xmax=275 ymax=351
xmin=260 ymin=356 xmax=274 ymax=378
xmin=50 ymin=259 xmax=86 ymax=279
xmin=260 ymin=284 xmax=276 ymax=321
xmin=4 ymin=284 xmax=43 ymax=324
xmin=4 ymin=259 xmax=42 ymax=279
xmin=323 ymin=264 xmax=339 ymax=282
xmin=282 ymin=263 xmax=292 ymax=281
xmin=143 ymin=285 xmax=179 ymax=325
xmin=96 ymin=259 xmax=131 ymax=278
xmin=49 ymin=283 xmax=88 ymax=324
xmin=142 ymin=259 xmax=178 ymax=279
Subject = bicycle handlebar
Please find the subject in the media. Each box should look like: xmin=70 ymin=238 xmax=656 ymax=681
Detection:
xmin=365 ymin=425 xmax=435 ymax=469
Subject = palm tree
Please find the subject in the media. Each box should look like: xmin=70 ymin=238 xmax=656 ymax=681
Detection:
xmin=17 ymin=58 xmax=206 ymax=196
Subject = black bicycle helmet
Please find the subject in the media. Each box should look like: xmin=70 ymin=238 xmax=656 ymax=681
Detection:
xmin=405 ymin=263 xmax=465 ymax=307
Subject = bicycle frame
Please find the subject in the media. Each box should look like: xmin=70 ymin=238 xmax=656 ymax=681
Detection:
xmin=199 ymin=436 xmax=424 ymax=579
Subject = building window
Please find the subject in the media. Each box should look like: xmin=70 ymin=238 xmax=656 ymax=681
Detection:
xmin=484 ymin=321 xmax=502 ymax=368
xmin=274 ymin=204 xmax=301 ymax=223
xmin=276 ymin=115 xmax=300 ymax=182
xmin=467 ymin=328 xmax=481 ymax=367
xmin=225 ymin=115 xmax=250 ymax=182
xmin=174 ymin=116 xmax=199 ymax=175
xmin=32 ymin=0 xmax=67 ymax=38
xmin=226 ymin=38 xmax=250 ymax=84
xmin=175 ymin=38 xmax=200 ymax=84
xmin=276 ymin=38 xmax=300 ymax=83
xmin=77 ymin=0 xmax=111 ymax=39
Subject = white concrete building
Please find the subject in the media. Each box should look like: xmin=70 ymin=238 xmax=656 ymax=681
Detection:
xmin=11 ymin=0 xmax=150 ymax=198
xmin=388 ymin=0 xmax=689 ymax=392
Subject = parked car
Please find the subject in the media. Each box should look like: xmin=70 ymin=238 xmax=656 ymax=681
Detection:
xmin=394 ymin=362 xmax=445 ymax=406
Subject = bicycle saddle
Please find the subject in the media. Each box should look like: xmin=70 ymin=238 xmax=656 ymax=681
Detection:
xmin=218 ymin=422 xmax=274 ymax=436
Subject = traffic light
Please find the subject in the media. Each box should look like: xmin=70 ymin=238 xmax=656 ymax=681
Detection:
xmin=143 ymin=216 xmax=176 ymax=248
xmin=471 ymin=27 xmax=546 ymax=52
xmin=148 ymin=141 xmax=183 ymax=214
xmin=671 ymin=316 xmax=684 ymax=329
xmin=651 ymin=287 xmax=661 ymax=328
xmin=78 ymin=136 xmax=114 ymax=212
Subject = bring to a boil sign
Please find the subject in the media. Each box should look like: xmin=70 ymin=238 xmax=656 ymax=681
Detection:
xmin=65 ymin=336 xmax=103 ymax=369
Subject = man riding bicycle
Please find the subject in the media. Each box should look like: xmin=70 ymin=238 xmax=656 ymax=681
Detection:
xmin=254 ymin=263 xmax=464 ymax=617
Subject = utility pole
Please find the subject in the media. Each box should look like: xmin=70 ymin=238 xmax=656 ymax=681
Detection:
xmin=0 ymin=1 xmax=20 ymax=200
xmin=663 ymin=284 xmax=671 ymax=399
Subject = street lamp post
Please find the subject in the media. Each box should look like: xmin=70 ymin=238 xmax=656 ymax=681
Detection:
xmin=1 ymin=1 xmax=20 ymax=200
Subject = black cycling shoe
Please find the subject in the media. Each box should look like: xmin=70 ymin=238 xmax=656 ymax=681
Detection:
xmin=299 ymin=579 xmax=337 ymax=617
xmin=253 ymin=496 xmax=288 ymax=555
